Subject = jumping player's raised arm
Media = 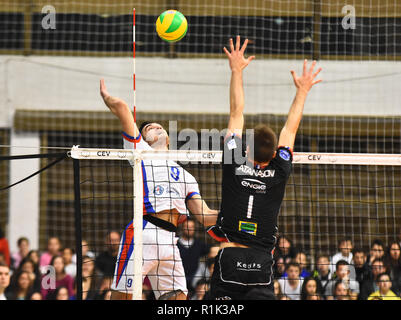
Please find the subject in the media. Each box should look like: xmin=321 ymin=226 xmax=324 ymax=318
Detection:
xmin=100 ymin=78 xmax=139 ymax=138
xmin=278 ymin=60 xmax=322 ymax=150
xmin=223 ymin=36 xmax=255 ymax=138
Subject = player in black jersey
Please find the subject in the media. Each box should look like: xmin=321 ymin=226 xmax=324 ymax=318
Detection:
xmin=207 ymin=36 xmax=322 ymax=300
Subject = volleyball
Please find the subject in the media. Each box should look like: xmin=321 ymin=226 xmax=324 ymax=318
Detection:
xmin=156 ymin=10 xmax=188 ymax=43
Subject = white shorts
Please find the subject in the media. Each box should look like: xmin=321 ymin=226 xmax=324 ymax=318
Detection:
xmin=111 ymin=219 xmax=187 ymax=299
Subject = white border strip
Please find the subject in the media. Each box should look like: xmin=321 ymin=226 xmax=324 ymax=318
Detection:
xmin=70 ymin=146 xmax=401 ymax=166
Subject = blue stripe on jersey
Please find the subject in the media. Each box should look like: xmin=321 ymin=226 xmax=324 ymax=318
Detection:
xmin=141 ymin=160 xmax=155 ymax=213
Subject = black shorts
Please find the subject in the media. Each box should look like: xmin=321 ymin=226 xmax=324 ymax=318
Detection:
xmin=208 ymin=247 xmax=276 ymax=300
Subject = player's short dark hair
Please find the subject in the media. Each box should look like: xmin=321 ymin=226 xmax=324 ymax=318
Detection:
xmin=139 ymin=121 xmax=152 ymax=136
xmin=247 ymin=124 xmax=277 ymax=163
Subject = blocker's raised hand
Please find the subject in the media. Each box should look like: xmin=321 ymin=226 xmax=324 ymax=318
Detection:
xmin=290 ymin=59 xmax=322 ymax=93
xmin=223 ymin=35 xmax=255 ymax=72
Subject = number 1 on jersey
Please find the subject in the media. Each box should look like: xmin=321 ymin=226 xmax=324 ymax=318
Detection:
xmin=246 ymin=195 xmax=254 ymax=219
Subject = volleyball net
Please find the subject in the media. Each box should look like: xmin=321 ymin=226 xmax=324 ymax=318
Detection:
xmin=69 ymin=146 xmax=401 ymax=299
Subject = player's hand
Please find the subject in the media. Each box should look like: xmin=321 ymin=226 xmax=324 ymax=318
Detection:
xmin=223 ymin=35 xmax=255 ymax=72
xmin=100 ymin=78 xmax=110 ymax=100
xmin=290 ymin=59 xmax=322 ymax=93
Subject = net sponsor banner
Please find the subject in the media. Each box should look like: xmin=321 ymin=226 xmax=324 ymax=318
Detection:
xmin=70 ymin=147 xmax=401 ymax=166
xmin=70 ymin=146 xmax=223 ymax=163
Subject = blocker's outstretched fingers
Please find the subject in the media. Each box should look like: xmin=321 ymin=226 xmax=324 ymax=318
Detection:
xmin=229 ymin=38 xmax=234 ymax=52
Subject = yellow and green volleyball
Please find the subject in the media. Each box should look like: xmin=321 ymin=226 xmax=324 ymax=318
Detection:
xmin=156 ymin=10 xmax=188 ymax=43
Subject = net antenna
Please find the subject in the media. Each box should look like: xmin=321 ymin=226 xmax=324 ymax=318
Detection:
xmin=69 ymin=146 xmax=401 ymax=300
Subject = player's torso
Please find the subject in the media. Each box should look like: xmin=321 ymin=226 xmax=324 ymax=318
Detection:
xmin=219 ymin=159 xmax=290 ymax=248
xmin=141 ymin=160 xmax=192 ymax=214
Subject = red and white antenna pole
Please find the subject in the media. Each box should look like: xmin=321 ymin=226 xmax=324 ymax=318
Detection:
xmin=133 ymin=8 xmax=137 ymax=149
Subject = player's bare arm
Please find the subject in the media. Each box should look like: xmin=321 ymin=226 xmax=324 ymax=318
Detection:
xmin=278 ymin=60 xmax=322 ymax=150
xmin=186 ymin=195 xmax=218 ymax=227
xmin=223 ymin=36 xmax=255 ymax=137
xmin=100 ymin=78 xmax=139 ymax=138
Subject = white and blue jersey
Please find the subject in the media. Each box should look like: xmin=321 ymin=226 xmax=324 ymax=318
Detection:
xmin=122 ymin=131 xmax=201 ymax=216
xmin=111 ymin=130 xmax=201 ymax=297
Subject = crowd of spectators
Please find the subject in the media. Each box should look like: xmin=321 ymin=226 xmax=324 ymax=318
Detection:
xmin=272 ymin=235 xmax=401 ymax=300
xmin=0 ymin=227 xmax=117 ymax=300
xmin=1 ymin=224 xmax=401 ymax=300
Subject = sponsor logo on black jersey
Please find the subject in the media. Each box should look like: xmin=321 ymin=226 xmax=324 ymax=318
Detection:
xmin=241 ymin=178 xmax=266 ymax=191
xmin=236 ymin=165 xmax=275 ymax=178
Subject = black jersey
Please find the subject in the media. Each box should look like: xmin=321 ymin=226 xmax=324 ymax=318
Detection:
xmin=208 ymin=134 xmax=293 ymax=251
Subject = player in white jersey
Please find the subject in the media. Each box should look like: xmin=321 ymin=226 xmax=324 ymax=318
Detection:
xmin=99 ymin=79 xmax=217 ymax=300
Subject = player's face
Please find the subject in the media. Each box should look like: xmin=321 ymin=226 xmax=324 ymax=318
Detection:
xmin=143 ymin=123 xmax=169 ymax=148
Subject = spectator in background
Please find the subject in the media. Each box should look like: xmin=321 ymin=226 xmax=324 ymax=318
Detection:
xmin=102 ymin=289 xmax=112 ymax=300
xmin=0 ymin=253 xmax=6 ymax=266
xmin=275 ymin=235 xmax=296 ymax=265
xmin=81 ymin=255 xmax=101 ymax=300
xmin=11 ymin=237 xmax=30 ymax=270
xmin=273 ymin=279 xmax=286 ymax=300
xmin=273 ymin=255 xmax=286 ymax=279
xmin=0 ymin=263 xmax=11 ymax=300
xmin=47 ymin=286 xmax=70 ymax=300
xmin=26 ymin=250 xmax=40 ymax=270
xmin=312 ymin=254 xmax=333 ymax=299
xmin=367 ymin=239 xmax=385 ymax=266
xmin=95 ymin=231 xmax=120 ymax=277
xmin=6 ymin=270 xmax=34 ymax=300
xmin=294 ymin=250 xmax=311 ymax=278
xmin=300 ymin=276 xmax=323 ymax=300
xmin=41 ymin=255 xmax=74 ymax=299
xmin=330 ymin=238 xmax=354 ymax=275
xmin=96 ymin=276 xmax=114 ymax=300
xmin=62 ymin=247 xmax=76 ymax=278
xmin=0 ymin=228 xmax=10 ymax=267
xmin=177 ymin=218 xmax=210 ymax=293
xmin=39 ymin=237 xmax=61 ymax=271
xmin=18 ymin=257 xmax=41 ymax=292
xmin=368 ymin=272 xmax=401 ymax=300
xmin=72 ymin=239 xmax=95 ymax=264
xmin=353 ymin=248 xmax=370 ymax=286
xmin=330 ymin=280 xmax=351 ymax=300
xmin=191 ymin=245 xmax=220 ymax=289
xmin=326 ymin=260 xmax=359 ymax=300
xmin=28 ymin=291 xmax=42 ymax=300
xmin=384 ymin=240 xmax=401 ymax=292
xmin=190 ymin=278 xmax=210 ymax=300
xmin=359 ymin=258 xmax=387 ymax=300
xmin=281 ymin=250 xmax=311 ymax=278
xmin=278 ymin=262 xmax=303 ymax=300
